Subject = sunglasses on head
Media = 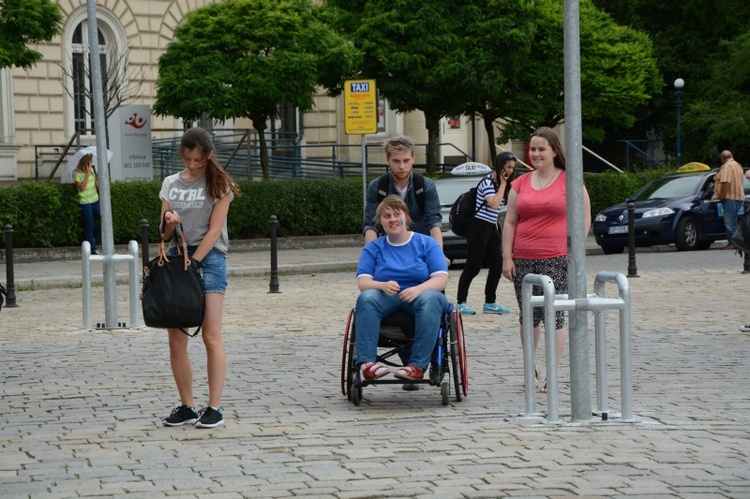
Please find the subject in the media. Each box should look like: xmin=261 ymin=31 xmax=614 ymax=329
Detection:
xmin=388 ymin=139 xmax=413 ymax=147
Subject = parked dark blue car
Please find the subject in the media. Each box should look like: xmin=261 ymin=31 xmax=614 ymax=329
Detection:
xmin=593 ymin=170 xmax=750 ymax=254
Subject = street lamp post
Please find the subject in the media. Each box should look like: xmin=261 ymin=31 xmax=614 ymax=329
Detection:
xmin=674 ymin=78 xmax=684 ymax=167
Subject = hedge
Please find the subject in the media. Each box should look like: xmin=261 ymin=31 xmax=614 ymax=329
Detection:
xmin=0 ymin=171 xmax=669 ymax=248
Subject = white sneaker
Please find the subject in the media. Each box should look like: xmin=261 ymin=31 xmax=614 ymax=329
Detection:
xmin=740 ymin=323 xmax=750 ymax=332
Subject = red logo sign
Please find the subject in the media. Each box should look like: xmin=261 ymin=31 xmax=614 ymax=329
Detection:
xmin=125 ymin=112 xmax=147 ymax=129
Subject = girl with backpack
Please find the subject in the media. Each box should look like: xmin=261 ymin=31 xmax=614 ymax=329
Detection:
xmin=456 ymin=153 xmax=516 ymax=315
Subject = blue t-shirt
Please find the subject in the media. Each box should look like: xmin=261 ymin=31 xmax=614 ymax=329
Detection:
xmin=356 ymin=232 xmax=448 ymax=289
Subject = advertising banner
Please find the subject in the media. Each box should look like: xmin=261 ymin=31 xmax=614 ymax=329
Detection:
xmin=107 ymin=105 xmax=153 ymax=181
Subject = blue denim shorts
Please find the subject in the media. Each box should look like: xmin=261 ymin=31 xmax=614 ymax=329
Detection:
xmin=168 ymin=247 xmax=227 ymax=294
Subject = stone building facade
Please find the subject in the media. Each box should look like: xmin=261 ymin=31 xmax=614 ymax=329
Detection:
xmin=0 ymin=0 xmax=498 ymax=182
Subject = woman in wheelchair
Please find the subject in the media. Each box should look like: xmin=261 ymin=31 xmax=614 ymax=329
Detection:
xmin=355 ymin=195 xmax=449 ymax=381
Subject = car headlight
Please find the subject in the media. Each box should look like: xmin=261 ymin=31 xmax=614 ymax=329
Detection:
xmin=595 ymin=213 xmax=607 ymax=222
xmin=642 ymin=207 xmax=675 ymax=218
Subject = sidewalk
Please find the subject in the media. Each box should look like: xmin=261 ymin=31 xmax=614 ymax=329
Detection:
xmin=1 ymin=234 xmax=716 ymax=291
xmin=1 ymin=236 xmax=748 ymax=497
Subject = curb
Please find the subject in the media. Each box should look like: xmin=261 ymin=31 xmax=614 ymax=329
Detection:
xmin=1 ymin=234 xmax=365 ymax=264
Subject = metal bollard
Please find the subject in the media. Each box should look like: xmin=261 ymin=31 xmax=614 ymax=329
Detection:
xmin=269 ymin=215 xmax=280 ymax=293
xmin=627 ymin=203 xmax=638 ymax=278
xmin=140 ymin=219 xmax=150 ymax=269
xmin=3 ymin=224 xmax=18 ymax=307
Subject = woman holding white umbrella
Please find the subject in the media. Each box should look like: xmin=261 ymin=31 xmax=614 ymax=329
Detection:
xmin=72 ymin=152 xmax=100 ymax=254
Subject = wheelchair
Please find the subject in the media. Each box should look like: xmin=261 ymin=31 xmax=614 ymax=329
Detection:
xmin=340 ymin=303 xmax=468 ymax=406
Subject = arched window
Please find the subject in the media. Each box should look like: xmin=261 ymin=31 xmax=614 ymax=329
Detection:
xmin=71 ymin=21 xmax=109 ymax=134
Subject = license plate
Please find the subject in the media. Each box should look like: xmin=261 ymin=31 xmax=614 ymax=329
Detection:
xmin=608 ymin=225 xmax=628 ymax=234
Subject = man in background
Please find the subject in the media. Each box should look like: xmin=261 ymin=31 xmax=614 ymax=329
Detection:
xmin=714 ymin=150 xmax=744 ymax=250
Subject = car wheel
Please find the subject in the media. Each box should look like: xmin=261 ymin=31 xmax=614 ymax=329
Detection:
xmin=600 ymin=244 xmax=625 ymax=255
xmin=674 ymin=217 xmax=700 ymax=251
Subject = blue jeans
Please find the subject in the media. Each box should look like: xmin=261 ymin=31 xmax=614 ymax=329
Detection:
xmin=80 ymin=201 xmax=101 ymax=252
xmin=168 ymin=247 xmax=228 ymax=293
xmin=723 ymin=199 xmax=743 ymax=244
xmin=355 ymin=289 xmax=448 ymax=370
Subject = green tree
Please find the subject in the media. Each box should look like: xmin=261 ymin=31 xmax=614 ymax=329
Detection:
xmin=496 ymin=0 xmax=661 ymax=145
xmin=154 ymin=0 xmax=357 ymax=179
xmin=592 ymin=0 xmax=750 ymax=165
xmin=326 ymin=0 xmax=534 ymax=174
xmin=683 ymin=32 xmax=750 ymax=161
xmin=458 ymin=1 xmax=536 ymax=167
xmin=0 ymin=0 xmax=63 ymax=69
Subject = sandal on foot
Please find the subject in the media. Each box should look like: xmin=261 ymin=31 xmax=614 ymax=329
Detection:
xmin=394 ymin=365 xmax=424 ymax=381
xmin=534 ymin=368 xmax=540 ymax=388
xmin=361 ymin=362 xmax=390 ymax=380
xmin=540 ymin=380 xmax=548 ymax=394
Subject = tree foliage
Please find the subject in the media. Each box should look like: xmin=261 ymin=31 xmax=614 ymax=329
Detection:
xmin=683 ymin=32 xmax=750 ymax=161
xmin=496 ymin=0 xmax=661 ymax=145
xmin=592 ymin=0 xmax=750 ymax=164
xmin=0 ymin=0 xmax=63 ymax=69
xmin=326 ymin=0 xmax=536 ymax=174
xmin=154 ymin=0 xmax=357 ymax=179
xmin=327 ymin=0 xmax=659 ymax=170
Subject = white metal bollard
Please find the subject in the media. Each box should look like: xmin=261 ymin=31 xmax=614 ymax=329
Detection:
xmin=81 ymin=240 xmax=140 ymax=330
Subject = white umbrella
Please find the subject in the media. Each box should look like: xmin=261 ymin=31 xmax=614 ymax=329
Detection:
xmin=62 ymin=146 xmax=114 ymax=184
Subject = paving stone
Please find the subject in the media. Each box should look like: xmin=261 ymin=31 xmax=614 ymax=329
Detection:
xmin=2 ymin=247 xmax=750 ymax=497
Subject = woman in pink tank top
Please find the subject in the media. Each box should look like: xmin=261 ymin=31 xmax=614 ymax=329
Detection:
xmin=501 ymin=127 xmax=591 ymax=393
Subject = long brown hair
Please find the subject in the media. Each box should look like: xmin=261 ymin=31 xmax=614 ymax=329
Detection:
xmin=179 ymin=128 xmax=240 ymax=199
xmin=531 ymin=126 xmax=566 ymax=170
xmin=73 ymin=153 xmax=94 ymax=173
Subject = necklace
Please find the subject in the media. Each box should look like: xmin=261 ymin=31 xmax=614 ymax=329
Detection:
xmin=536 ymin=169 xmax=558 ymax=189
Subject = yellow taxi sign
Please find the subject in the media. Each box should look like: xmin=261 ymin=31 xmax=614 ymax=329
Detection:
xmin=344 ymin=79 xmax=378 ymax=135
xmin=676 ymin=162 xmax=710 ymax=173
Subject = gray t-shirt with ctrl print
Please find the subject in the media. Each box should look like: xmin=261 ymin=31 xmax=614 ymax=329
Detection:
xmin=159 ymin=172 xmax=230 ymax=255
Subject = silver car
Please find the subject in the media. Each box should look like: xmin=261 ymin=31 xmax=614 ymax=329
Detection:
xmin=433 ymin=173 xmax=497 ymax=261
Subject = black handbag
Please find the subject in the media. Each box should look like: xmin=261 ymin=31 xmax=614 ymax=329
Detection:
xmin=141 ymin=222 xmax=205 ymax=337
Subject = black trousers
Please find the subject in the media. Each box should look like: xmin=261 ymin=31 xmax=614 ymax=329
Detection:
xmin=457 ymin=217 xmax=503 ymax=304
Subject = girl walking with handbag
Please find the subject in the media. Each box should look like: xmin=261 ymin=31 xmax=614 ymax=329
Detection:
xmin=159 ymin=127 xmax=239 ymax=429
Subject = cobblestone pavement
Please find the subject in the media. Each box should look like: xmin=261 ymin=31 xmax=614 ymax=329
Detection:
xmin=1 ymin=243 xmax=750 ymax=498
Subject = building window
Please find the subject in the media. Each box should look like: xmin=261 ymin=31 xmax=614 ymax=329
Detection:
xmin=71 ymin=21 xmax=108 ymax=135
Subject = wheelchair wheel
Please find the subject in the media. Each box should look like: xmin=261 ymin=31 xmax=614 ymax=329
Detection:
xmin=352 ymin=384 xmax=362 ymax=406
xmin=449 ymin=310 xmax=462 ymax=402
xmin=341 ymin=308 xmax=355 ymax=398
xmin=441 ymin=380 xmax=450 ymax=406
xmin=456 ymin=309 xmax=468 ymax=396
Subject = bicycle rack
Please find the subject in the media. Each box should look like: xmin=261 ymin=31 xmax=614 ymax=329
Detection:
xmin=521 ymin=271 xmax=634 ymax=423
xmin=81 ymin=240 xmax=140 ymax=331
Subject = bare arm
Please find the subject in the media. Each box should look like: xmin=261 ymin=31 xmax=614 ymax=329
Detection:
xmin=397 ymin=273 xmax=448 ymax=303
xmin=484 ymin=178 xmax=507 ymax=210
xmin=583 ymin=184 xmax=592 ymax=236
xmin=74 ymin=169 xmax=90 ymax=192
xmin=192 ymin=194 xmax=231 ymax=262
xmin=364 ymin=229 xmax=378 ymax=244
xmin=501 ymin=189 xmax=519 ymax=280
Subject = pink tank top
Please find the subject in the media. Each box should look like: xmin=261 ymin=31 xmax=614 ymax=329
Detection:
xmin=511 ymin=170 xmax=567 ymax=259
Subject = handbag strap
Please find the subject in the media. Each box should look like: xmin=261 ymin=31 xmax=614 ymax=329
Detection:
xmin=159 ymin=211 xmax=192 ymax=271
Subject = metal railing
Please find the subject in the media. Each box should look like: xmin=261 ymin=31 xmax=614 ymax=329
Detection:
xmin=35 ymin=128 xmax=476 ymax=182
xmin=617 ymin=139 xmax=665 ymax=171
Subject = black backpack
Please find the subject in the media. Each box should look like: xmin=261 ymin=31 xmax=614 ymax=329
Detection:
xmin=449 ymin=177 xmax=489 ymax=237
xmin=376 ymin=173 xmax=426 ymax=214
